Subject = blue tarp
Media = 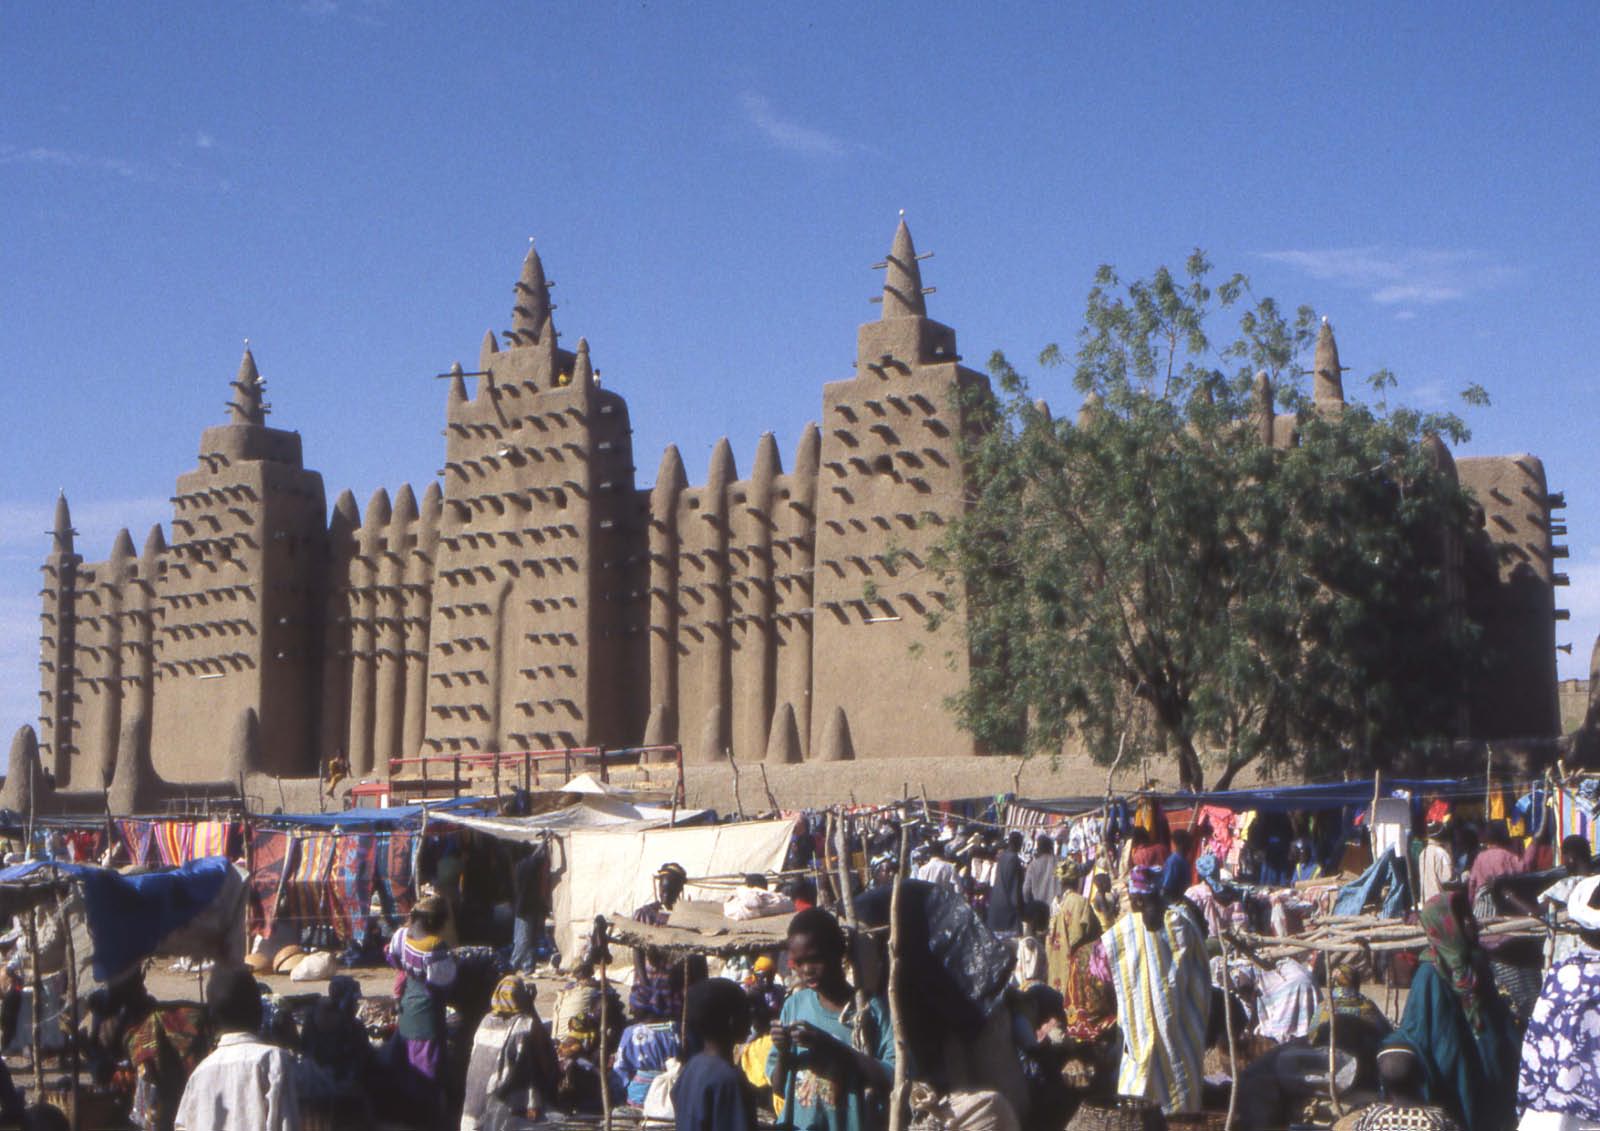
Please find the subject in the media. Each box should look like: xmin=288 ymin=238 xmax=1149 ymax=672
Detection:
xmin=0 ymin=857 xmax=233 ymax=981
xmin=253 ymin=794 xmax=485 ymax=830
xmin=1332 ymin=848 xmax=1412 ymax=918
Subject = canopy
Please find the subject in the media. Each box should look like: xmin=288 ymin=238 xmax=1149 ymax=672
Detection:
xmin=430 ymin=792 xmax=706 ymax=841
xmin=0 ymin=857 xmax=247 ymax=985
xmin=253 ymin=794 xmax=485 ymax=830
xmin=552 ymin=817 xmax=797 ymax=962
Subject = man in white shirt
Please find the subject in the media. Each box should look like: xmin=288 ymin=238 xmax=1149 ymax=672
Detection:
xmin=914 ymin=842 xmax=960 ymax=890
xmin=175 ymin=967 xmax=302 ymax=1131
xmin=1417 ymin=820 xmax=1456 ymax=907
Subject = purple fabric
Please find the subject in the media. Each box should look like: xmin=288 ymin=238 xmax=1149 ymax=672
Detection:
xmin=405 ymin=1036 xmax=443 ymax=1080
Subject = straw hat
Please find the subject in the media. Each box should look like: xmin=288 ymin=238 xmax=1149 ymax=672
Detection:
xmin=245 ymin=951 xmax=272 ymax=975
xmin=271 ymin=944 xmax=306 ymax=975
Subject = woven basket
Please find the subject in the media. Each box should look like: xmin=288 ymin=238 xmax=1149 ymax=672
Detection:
xmin=1066 ymin=1095 xmax=1168 ymax=1131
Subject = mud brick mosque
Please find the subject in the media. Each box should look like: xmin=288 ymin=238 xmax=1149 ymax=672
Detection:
xmin=2 ymin=222 xmax=1571 ymax=810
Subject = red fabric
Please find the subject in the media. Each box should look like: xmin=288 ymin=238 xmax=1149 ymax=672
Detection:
xmin=1131 ymin=843 xmax=1169 ymax=869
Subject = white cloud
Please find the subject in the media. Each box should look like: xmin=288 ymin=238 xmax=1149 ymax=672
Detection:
xmin=739 ymin=92 xmax=848 ymax=157
xmin=0 ymin=595 xmax=42 ymax=738
xmin=195 ymin=132 xmax=215 ymax=150
xmin=1257 ymin=247 xmax=1517 ymax=307
xmin=0 ymin=144 xmax=151 ymax=182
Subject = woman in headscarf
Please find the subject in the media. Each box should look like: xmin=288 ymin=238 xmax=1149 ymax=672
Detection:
xmin=299 ymin=975 xmax=371 ymax=1110
xmin=1312 ymin=946 xmax=1391 ymax=1036
xmin=385 ymin=894 xmax=458 ymax=1121
xmin=1044 ymin=857 xmax=1116 ymax=1042
xmin=461 ymin=975 xmax=560 ymax=1131
xmin=1390 ymin=890 xmax=1518 ymax=1131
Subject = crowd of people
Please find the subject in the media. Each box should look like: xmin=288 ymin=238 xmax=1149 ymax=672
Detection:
xmin=3 ymin=797 xmax=1600 ymax=1131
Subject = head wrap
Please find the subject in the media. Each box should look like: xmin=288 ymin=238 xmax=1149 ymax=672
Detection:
xmin=1419 ymin=891 xmax=1485 ymax=1032
xmin=655 ymin=862 xmax=687 ymax=882
xmin=326 ymin=975 xmax=361 ymax=1015
xmin=1057 ymin=855 xmax=1086 ymax=886
xmin=490 ymin=974 xmax=532 ymax=1018
xmin=1195 ymin=853 xmax=1222 ymax=890
xmin=1128 ymin=865 xmax=1161 ymax=896
xmin=753 ymin=956 xmax=776 ymax=975
xmin=1567 ymin=874 xmax=1600 ymax=930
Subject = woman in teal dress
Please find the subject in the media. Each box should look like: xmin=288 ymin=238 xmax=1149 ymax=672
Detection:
xmin=1390 ymin=890 xmax=1519 ymax=1131
xmin=768 ymin=907 xmax=895 ymax=1131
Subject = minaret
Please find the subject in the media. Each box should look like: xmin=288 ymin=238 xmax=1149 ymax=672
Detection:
xmin=319 ymin=490 xmax=360 ymax=762
xmin=879 ymin=219 xmax=928 ymax=319
xmin=346 ymin=488 xmax=389 ymax=776
xmin=89 ymin=529 xmax=137 ymax=789
xmin=812 ymin=218 xmax=989 ymax=759
xmin=508 ymin=243 xmax=553 ymax=348
xmin=1312 ymin=320 xmax=1346 ymax=410
xmin=147 ymin=346 xmax=328 ymax=782
xmin=400 ymin=483 xmax=440 ymax=762
xmin=1254 ymin=371 xmax=1275 ymax=446
xmin=645 ymin=446 xmax=687 ymax=746
xmin=773 ymin=424 xmax=819 ymax=759
xmin=731 ymin=433 xmax=780 ymax=759
xmin=372 ymin=484 xmax=415 ymax=768
xmin=695 ymin=439 xmax=736 ymax=762
xmin=39 ymin=493 xmax=79 ymax=781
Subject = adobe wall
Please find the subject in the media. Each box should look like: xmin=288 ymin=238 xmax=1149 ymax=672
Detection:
xmin=16 ymin=222 xmax=1568 ymax=806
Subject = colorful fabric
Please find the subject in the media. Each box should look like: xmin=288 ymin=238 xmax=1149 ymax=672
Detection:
xmin=1045 ymin=891 xmax=1115 ymax=1040
xmin=612 ymin=1020 xmax=680 ymax=1107
xmin=117 ymin=819 xmax=154 ymax=867
xmin=154 ymin=822 xmax=195 ymax=868
xmin=1256 ymin=958 xmax=1320 ymax=1043
xmin=1101 ymin=904 xmax=1209 ymax=1114
xmin=491 ymin=975 xmax=533 ymax=1019
xmin=1517 ymin=948 xmax=1600 ymax=1121
xmin=327 ymin=834 xmax=375 ymax=943
xmin=1347 ymin=1102 xmax=1463 ymax=1130
xmin=281 ymin=832 xmax=335 ymax=932
xmin=190 ymin=821 xmax=228 ymax=861
xmin=378 ymin=830 xmax=416 ymax=921
xmin=246 ymin=829 xmax=293 ymax=939
xmin=1420 ymin=893 xmax=1485 ymax=1033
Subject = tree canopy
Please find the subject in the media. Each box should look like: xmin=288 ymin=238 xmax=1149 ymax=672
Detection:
xmin=931 ymin=252 xmax=1487 ymax=790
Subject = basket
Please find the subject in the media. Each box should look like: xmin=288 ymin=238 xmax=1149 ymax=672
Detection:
xmin=1066 ymin=1095 xmax=1168 ymax=1131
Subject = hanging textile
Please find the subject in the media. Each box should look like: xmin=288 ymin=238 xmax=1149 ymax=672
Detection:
xmin=280 ymin=832 xmax=336 ymax=932
xmin=376 ymin=829 xmax=417 ymax=922
xmin=116 ymin=820 xmax=154 ymax=867
xmin=191 ymin=820 xmax=228 ymax=860
xmin=327 ymin=834 xmax=376 ymax=942
xmin=247 ymin=829 xmax=294 ymax=938
xmin=153 ymin=822 xmax=196 ymax=867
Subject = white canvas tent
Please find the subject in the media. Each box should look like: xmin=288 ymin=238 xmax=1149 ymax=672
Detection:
xmin=552 ymin=818 xmax=797 ymax=963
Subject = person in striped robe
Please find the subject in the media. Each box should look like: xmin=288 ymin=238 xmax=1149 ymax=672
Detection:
xmin=1101 ymin=864 xmax=1210 ymax=1115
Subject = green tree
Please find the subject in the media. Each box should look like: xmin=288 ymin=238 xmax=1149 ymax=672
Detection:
xmin=935 ymin=252 xmax=1484 ymax=790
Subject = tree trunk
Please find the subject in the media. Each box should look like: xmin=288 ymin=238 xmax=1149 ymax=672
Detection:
xmin=1214 ymin=750 xmax=1259 ymax=792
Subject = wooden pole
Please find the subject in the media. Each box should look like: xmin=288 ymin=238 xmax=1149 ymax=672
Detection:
xmin=759 ymin=764 xmax=780 ymax=814
xmin=887 ymin=822 xmax=911 ymax=1131
xmin=24 ymin=908 xmax=45 ymax=1103
xmin=1218 ymin=932 xmax=1240 ymax=1131
xmin=1324 ymin=973 xmax=1343 ymax=1118
xmin=597 ymin=920 xmax=613 ymax=1131
xmin=729 ymin=749 xmax=746 ymax=820
xmin=830 ymin=811 xmax=871 ymax=1051
xmin=55 ymin=885 xmax=81 ymax=1131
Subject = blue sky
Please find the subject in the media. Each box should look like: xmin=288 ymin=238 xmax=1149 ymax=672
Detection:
xmin=3 ymin=2 xmax=1597 ymax=735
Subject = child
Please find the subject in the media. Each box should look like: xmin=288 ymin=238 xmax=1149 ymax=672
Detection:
xmin=674 ymin=979 xmax=755 ymax=1131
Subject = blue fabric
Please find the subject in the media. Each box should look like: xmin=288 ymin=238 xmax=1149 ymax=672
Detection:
xmin=0 ymin=857 xmax=232 ymax=982
xmin=1392 ymin=959 xmax=1519 ymax=1131
xmin=1160 ymin=853 xmax=1190 ymax=900
xmin=1332 ymin=849 xmax=1412 ymax=918
xmin=256 ymin=795 xmax=484 ymax=830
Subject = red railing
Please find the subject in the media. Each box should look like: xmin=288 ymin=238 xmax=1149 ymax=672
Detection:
xmin=385 ymin=743 xmax=684 ymax=803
